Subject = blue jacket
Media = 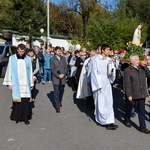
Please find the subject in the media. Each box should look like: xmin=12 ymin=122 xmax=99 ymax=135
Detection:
xmin=44 ymin=53 xmax=54 ymax=69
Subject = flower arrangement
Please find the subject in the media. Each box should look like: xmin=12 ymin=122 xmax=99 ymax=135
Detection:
xmin=124 ymin=42 xmax=144 ymax=60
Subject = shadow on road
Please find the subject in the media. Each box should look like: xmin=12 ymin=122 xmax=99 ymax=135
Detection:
xmin=73 ymin=92 xmax=95 ymax=122
xmin=72 ymin=81 xmax=127 ymax=125
xmin=47 ymin=91 xmax=55 ymax=110
xmin=112 ymin=83 xmax=126 ymax=124
xmin=113 ymin=82 xmax=139 ymax=131
xmin=145 ymin=110 xmax=150 ymax=122
xmin=72 ymin=79 xmax=144 ymax=131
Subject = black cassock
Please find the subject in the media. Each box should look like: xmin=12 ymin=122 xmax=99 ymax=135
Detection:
xmin=10 ymin=98 xmax=32 ymax=123
xmin=75 ymin=57 xmax=84 ymax=85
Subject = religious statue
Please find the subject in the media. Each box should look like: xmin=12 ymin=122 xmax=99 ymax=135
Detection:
xmin=132 ymin=23 xmax=143 ymax=46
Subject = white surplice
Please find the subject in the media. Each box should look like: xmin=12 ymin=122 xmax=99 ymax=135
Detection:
xmin=91 ymin=56 xmax=116 ymax=125
xmin=76 ymin=57 xmax=92 ymax=99
xmin=87 ymin=54 xmax=102 ymax=83
xmin=69 ymin=56 xmax=77 ymax=77
xmin=3 ymin=58 xmax=33 ymax=98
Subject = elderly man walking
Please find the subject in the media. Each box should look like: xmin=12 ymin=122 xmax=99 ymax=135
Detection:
xmin=124 ymin=54 xmax=150 ymax=134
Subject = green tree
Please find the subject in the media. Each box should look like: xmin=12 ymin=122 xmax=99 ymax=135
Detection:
xmin=49 ymin=2 xmax=60 ymax=34
xmin=125 ymin=0 xmax=150 ymax=40
xmin=125 ymin=0 xmax=150 ymax=23
xmin=0 ymin=0 xmax=13 ymax=30
xmin=87 ymin=0 xmax=147 ymax=50
xmin=67 ymin=0 xmax=97 ymax=39
xmin=49 ymin=1 xmax=82 ymax=36
xmin=0 ymin=0 xmax=46 ymax=37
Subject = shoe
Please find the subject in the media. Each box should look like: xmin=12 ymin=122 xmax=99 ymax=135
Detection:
xmin=140 ymin=129 xmax=150 ymax=134
xmin=106 ymin=124 xmax=119 ymax=130
xmin=112 ymin=124 xmax=119 ymax=129
xmin=124 ymin=122 xmax=132 ymax=128
xmin=56 ymin=107 xmax=60 ymax=113
xmin=42 ymin=81 xmax=45 ymax=84
xmin=96 ymin=122 xmax=101 ymax=126
xmin=59 ymin=102 xmax=62 ymax=107
xmin=48 ymin=81 xmax=52 ymax=83
xmin=24 ymin=120 xmax=30 ymax=125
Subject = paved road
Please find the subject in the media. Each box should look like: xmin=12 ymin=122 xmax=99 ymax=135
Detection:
xmin=0 ymin=78 xmax=150 ymax=150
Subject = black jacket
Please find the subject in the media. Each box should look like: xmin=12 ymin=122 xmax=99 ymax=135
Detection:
xmin=36 ymin=51 xmax=44 ymax=67
xmin=123 ymin=64 xmax=150 ymax=99
xmin=75 ymin=57 xmax=84 ymax=84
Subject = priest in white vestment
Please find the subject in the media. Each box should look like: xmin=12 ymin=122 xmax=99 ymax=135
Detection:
xmin=87 ymin=44 xmax=102 ymax=84
xmin=3 ymin=44 xmax=33 ymax=125
xmin=90 ymin=44 xmax=119 ymax=130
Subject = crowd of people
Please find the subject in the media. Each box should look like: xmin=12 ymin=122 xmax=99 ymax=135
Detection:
xmin=3 ymin=42 xmax=150 ymax=134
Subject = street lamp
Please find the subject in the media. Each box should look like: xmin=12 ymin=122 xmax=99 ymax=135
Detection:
xmin=40 ymin=28 xmax=46 ymax=47
xmin=75 ymin=44 xmax=81 ymax=50
xmin=47 ymin=0 xmax=50 ymax=47
xmin=40 ymin=28 xmax=44 ymax=34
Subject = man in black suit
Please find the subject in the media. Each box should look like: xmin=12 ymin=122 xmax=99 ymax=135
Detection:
xmin=50 ymin=46 xmax=68 ymax=113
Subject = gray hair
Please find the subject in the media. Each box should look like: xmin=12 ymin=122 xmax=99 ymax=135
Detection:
xmin=90 ymin=50 xmax=96 ymax=53
xmin=129 ymin=54 xmax=139 ymax=62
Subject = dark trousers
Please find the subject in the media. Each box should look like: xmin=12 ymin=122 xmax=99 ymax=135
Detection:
xmin=38 ymin=66 xmax=43 ymax=83
xmin=53 ymin=84 xmax=65 ymax=108
xmin=125 ymin=98 xmax=146 ymax=130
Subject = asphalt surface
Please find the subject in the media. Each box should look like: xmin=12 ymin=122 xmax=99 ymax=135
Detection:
xmin=0 ymin=78 xmax=150 ymax=150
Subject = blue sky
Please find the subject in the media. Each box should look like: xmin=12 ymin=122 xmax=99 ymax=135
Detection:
xmin=50 ymin=0 xmax=117 ymax=7
xmin=50 ymin=0 xmax=64 ymax=5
